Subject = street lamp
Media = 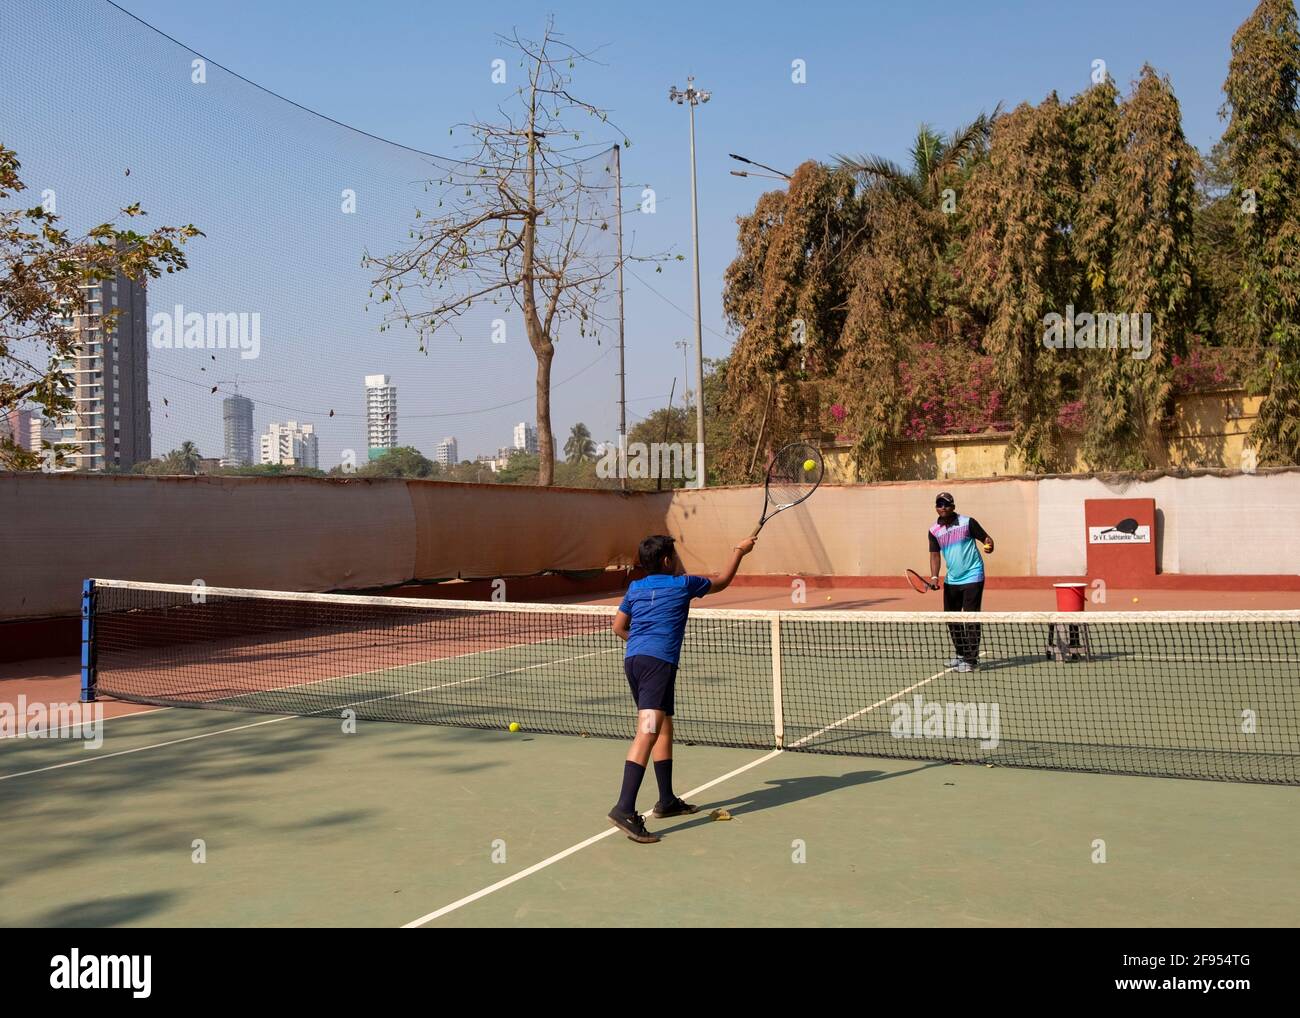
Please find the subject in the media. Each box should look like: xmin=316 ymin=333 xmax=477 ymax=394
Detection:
xmin=668 ymin=76 xmax=710 ymax=486
xmin=728 ymin=152 xmax=792 ymax=181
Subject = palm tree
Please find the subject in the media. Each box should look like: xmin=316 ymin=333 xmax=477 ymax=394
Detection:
xmin=171 ymin=440 xmax=202 ymax=475
xmin=835 ymin=108 xmax=1001 ymax=212
xmin=563 ymin=422 xmax=596 ymax=462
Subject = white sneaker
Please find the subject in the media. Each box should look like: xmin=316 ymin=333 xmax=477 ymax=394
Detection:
xmin=956 ymin=661 xmax=977 ymax=672
xmin=946 ymin=657 xmax=963 ymax=668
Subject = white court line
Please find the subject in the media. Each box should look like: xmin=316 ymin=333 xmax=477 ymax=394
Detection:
xmin=0 ymin=715 xmax=296 ymax=781
xmin=401 ymin=666 xmax=952 ymax=927
xmin=400 ymin=747 xmax=784 ymax=928
xmin=0 ymin=705 xmax=172 ymax=740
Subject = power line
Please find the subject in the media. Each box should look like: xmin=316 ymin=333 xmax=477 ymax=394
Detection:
xmin=149 ymin=345 xmax=616 ymax=420
xmin=103 ymin=1 xmax=611 ymax=170
xmin=625 ymin=265 xmax=734 ymax=345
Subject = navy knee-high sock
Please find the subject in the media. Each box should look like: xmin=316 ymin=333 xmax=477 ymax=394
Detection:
xmin=653 ymin=758 xmax=674 ymax=803
xmin=616 ymin=760 xmax=645 ymax=813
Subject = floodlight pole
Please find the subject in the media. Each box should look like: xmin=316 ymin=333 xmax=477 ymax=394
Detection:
xmin=669 ymin=76 xmax=711 ymax=487
xmin=614 ymin=144 xmax=627 ymax=489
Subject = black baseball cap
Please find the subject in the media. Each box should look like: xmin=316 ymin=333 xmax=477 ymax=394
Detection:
xmin=935 ymin=492 xmax=955 ymax=508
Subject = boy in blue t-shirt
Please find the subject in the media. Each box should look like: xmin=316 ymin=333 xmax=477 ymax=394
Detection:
xmin=608 ymin=533 xmax=755 ymax=843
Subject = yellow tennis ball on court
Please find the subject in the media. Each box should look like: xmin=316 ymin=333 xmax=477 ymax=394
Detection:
xmin=803 ymin=458 xmax=816 ymax=472
xmin=508 ymin=722 xmax=521 ymax=733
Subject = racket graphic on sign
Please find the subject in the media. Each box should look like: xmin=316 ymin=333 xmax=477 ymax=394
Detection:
xmin=1100 ymin=518 xmax=1139 ymax=536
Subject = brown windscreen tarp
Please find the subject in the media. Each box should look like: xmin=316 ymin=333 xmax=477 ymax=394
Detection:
xmin=0 ymin=473 xmax=672 ymax=621
xmin=408 ymin=481 xmax=668 ymax=581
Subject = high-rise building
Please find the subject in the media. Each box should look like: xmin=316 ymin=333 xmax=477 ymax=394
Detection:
xmin=513 ymin=421 xmax=538 ymax=455
xmin=435 ymin=436 xmax=458 ymax=466
xmin=0 ymin=409 xmax=42 ymax=454
xmin=365 ymin=374 xmax=397 ymax=460
xmin=47 ymin=269 xmax=150 ymax=471
xmin=259 ymin=421 xmax=318 ymax=468
xmin=221 ymin=394 xmax=254 ymax=467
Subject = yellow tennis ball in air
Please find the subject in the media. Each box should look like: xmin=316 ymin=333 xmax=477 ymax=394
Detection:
xmin=1131 ymin=597 xmax=1139 ymax=604
xmin=508 ymin=722 xmax=521 ymax=733
xmin=803 ymin=458 xmax=816 ymax=472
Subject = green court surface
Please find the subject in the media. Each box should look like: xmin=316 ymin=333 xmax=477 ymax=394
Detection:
xmin=2 ymin=704 xmax=1297 ymax=927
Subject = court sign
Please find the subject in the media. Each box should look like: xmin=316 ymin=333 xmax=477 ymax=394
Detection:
xmin=1088 ymin=525 xmax=1151 ymax=544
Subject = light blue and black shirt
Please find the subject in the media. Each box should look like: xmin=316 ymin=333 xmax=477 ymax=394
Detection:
xmin=928 ymin=515 xmax=989 ymax=586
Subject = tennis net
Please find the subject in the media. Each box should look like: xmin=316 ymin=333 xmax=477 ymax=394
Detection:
xmin=83 ymin=579 xmax=1300 ymax=785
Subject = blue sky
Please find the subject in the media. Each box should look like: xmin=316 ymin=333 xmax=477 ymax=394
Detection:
xmin=5 ymin=0 xmax=1260 ymax=465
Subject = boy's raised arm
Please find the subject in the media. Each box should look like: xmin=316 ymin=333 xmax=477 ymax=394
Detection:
xmin=708 ymin=537 xmax=756 ymax=595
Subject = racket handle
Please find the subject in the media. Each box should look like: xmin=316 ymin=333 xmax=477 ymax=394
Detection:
xmin=749 ymin=521 xmax=763 ymax=539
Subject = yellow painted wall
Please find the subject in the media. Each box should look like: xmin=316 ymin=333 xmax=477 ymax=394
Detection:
xmin=1166 ymin=391 xmax=1260 ymax=471
xmin=824 ymin=390 xmax=1261 ymax=482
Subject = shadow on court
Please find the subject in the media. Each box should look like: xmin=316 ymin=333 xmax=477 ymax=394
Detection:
xmin=37 ymin=893 xmax=179 ymax=928
xmin=657 ymin=762 xmax=947 ymax=836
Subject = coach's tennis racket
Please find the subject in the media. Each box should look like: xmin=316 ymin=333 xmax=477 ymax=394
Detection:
xmin=750 ymin=442 xmax=824 ymax=538
xmin=906 ymin=569 xmax=938 ymax=593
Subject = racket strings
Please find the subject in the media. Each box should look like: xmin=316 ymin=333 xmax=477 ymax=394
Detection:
xmin=766 ymin=444 xmax=822 ymax=508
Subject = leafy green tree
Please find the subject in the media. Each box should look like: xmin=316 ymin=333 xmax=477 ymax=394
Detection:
xmin=1221 ymin=0 xmax=1300 ymax=464
xmin=1192 ymin=141 xmax=1252 ymax=355
xmin=834 ymin=187 xmax=942 ymax=479
xmin=494 ymin=451 xmax=540 ymax=484
xmin=719 ymin=162 xmax=863 ymax=480
xmin=961 ymin=96 xmax=1077 ymax=472
xmin=1067 ymin=78 xmax=1122 ymax=314
xmin=563 ymin=422 xmax=596 ymax=461
xmin=219 ymin=462 xmax=326 ymax=478
xmin=173 ymin=440 xmax=202 ymax=475
xmin=1084 ymin=66 xmax=1198 ymax=469
xmin=358 ymin=446 xmax=435 ymax=478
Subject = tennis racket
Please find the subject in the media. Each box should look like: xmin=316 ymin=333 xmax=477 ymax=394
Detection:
xmin=750 ymin=442 xmax=824 ymax=538
xmin=906 ymin=569 xmax=938 ymax=593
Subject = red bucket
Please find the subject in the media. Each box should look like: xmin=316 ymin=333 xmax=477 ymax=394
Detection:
xmin=1053 ymin=582 xmax=1087 ymax=612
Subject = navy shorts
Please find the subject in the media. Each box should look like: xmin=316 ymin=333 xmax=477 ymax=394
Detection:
xmin=624 ymin=655 xmax=677 ymax=715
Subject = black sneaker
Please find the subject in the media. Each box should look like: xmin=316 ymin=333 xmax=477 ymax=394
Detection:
xmin=652 ymin=797 xmax=699 ymax=818
xmin=608 ymin=807 xmax=660 ymax=843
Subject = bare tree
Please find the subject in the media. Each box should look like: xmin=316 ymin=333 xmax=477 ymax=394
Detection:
xmin=366 ymin=20 xmax=628 ymax=485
